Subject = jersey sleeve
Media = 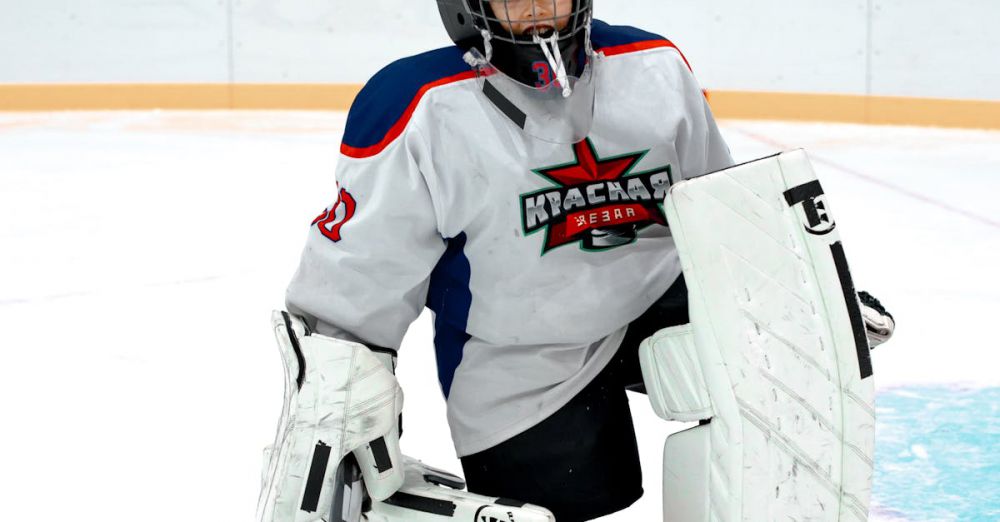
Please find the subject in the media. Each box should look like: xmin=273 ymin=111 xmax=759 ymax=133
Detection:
xmin=285 ymin=124 xmax=446 ymax=350
xmin=667 ymin=49 xmax=735 ymax=179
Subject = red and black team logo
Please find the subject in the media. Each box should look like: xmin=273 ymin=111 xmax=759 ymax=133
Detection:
xmin=312 ymin=186 xmax=356 ymax=242
xmin=520 ymin=138 xmax=673 ymax=254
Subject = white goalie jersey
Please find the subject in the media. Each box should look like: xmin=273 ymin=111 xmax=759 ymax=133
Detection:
xmin=286 ymin=20 xmax=734 ymax=457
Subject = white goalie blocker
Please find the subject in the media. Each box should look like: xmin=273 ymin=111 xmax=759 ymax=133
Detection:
xmin=258 ymin=311 xmax=406 ymax=522
xmin=639 ymin=150 xmax=876 ymax=521
xmin=258 ymin=311 xmax=556 ymax=522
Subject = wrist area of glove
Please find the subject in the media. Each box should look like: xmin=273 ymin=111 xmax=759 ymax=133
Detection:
xmin=292 ymin=308 xmax=400 ymax=374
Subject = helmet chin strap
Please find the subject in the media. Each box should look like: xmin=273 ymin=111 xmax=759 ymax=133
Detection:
xmin=463 ymin=29 xmax=494 ymax=68
xmin=534 ymin=30 xmax=572 ymax=98
xmin=480 ymin=28 xmax=494 ymax=63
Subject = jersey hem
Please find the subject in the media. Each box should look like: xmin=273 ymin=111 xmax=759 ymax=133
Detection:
xmin=452 ymin=326 xmax=628 ymax=457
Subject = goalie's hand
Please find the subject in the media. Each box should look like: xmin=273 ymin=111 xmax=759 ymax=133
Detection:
xmin=257 ymin=312 xmax=404 ymax=522
xmin=859 ymin=290 xmax=894 ymax=348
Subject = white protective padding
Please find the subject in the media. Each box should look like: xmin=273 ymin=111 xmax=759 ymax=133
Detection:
xmin=639 ymin=324 xmax=713 ymax=422
xmin=662 ymin=423 xmax=711 ymax=521
xmin=640 ymin=150 xmax=876 ymax=521
xmin=364 ymin=457 xmax=556 ymax=522
xmin=258 ymin=311 xmax=405 ymax=522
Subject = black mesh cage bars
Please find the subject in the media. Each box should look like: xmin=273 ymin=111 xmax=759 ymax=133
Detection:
xmin=437 ymin=0 xmax=592 ymax=48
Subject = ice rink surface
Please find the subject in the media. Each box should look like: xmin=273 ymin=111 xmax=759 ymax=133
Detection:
xmin=1 ymin=111 xmax=997 ymax=521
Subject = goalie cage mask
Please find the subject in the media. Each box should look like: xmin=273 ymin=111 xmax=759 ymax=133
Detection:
xmin=437 ymin=0 xmax=594 ymax=94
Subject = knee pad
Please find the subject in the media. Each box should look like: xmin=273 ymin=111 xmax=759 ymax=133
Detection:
xmin=640 ymin=151 xmax=876 ymax=521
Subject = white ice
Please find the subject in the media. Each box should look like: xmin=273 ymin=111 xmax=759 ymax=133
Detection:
xmin=1 ymin=111 xmax=997 ymax=521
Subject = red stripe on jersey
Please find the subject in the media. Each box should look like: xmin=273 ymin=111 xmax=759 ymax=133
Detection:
xmin=342 ymin=40 xmax=693 ymax=160
xmin=340 ymin=70 xmax=478 ymax=159
xmin=599 ymin=40 xmax=693 ymax=72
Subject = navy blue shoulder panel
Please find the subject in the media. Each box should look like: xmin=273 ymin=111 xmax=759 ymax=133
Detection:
xmin=341 ymin=46 xmax=472 ymax=156
xmin=590 ymin=19 xmax=668 ymax=50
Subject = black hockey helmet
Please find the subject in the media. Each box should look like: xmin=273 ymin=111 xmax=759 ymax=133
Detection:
xmin=437 ymin=0 xmax=594 ymax=93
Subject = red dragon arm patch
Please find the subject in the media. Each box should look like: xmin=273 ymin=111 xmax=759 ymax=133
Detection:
xmin=311 ymin=187 xmax=357 ymax=242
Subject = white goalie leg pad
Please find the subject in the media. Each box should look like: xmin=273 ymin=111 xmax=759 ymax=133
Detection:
xmin=640 ymin=150 xmax=876 ymax=522
xmin=363 ymin=457 xmax=555 ymax=522
xmin=258 ymin=311 xmax=405 ymax=522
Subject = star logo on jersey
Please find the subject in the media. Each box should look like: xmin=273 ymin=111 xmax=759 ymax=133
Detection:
xmin=519 ymin=138 xmax=673 ymax=254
